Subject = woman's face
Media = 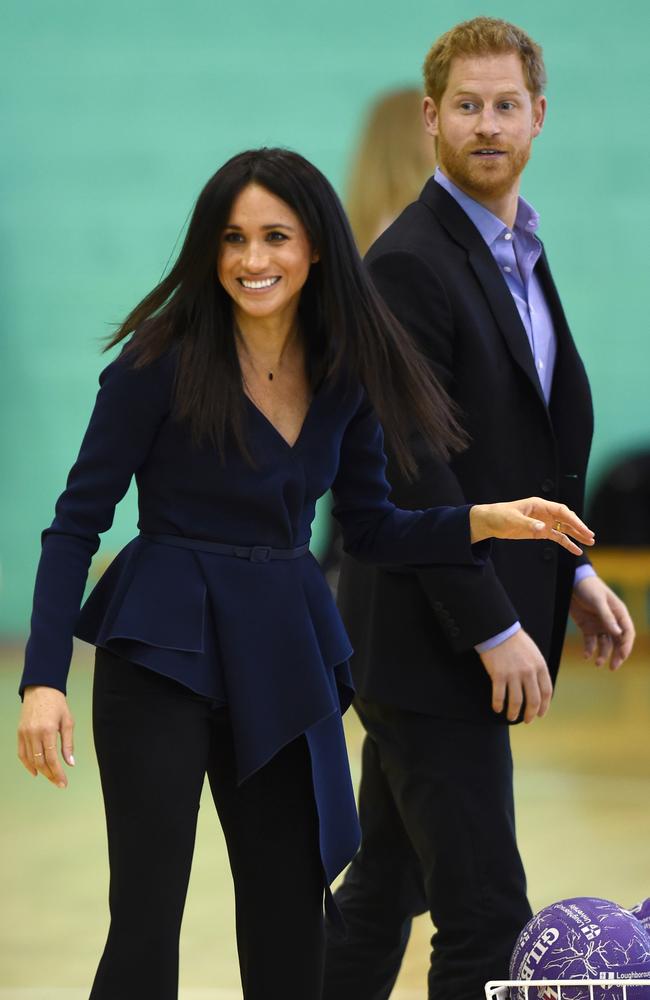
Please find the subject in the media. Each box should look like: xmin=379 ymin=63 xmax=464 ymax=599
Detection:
xmin=218 ymin=183 xmax=318 ymax=328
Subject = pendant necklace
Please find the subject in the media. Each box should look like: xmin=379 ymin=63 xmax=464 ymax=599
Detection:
xmin=236 ymin=326 xmax=299 ymax=385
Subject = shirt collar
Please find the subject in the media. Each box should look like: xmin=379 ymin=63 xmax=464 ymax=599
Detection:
xmin=434 ymin=167 xmax=539 ymax=247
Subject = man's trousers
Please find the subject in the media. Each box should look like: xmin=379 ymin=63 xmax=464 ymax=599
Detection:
xmin=323 ymin=696 xmax=532 ymax=1000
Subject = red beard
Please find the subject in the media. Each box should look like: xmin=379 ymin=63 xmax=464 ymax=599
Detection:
xmin=438 ymin=131 xmax=531 ymax=201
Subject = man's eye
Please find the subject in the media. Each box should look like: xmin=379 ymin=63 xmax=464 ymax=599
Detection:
xmin=459 ymin=102 xmax=478 ymax=112
xmin=499 ymin=102 xmax=515 ymax=111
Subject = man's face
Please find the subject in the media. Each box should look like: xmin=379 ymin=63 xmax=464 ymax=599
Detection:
xmin=424 ymin=52 xmax=546 ymax=201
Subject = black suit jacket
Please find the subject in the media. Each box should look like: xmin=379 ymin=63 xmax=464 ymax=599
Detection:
xmin=338 ymin=178 xmax=594 ymax=721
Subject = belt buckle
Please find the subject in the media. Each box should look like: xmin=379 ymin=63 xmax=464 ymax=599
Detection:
xmin=250 ymin=545 xmax=272 ymax=563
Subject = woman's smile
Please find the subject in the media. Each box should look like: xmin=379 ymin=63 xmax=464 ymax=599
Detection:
xmin=237 ymin=276 xmax=282 ymax=291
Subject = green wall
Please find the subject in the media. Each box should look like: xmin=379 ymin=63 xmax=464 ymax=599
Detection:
xmin=2 ymin=0 xmax=649 ymax=633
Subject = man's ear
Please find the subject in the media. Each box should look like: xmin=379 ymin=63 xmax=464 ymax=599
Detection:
xmin=423 ymin=96 xmax=440 ymax=138
xmin=532 ymin=95 xmax=547 ymax=138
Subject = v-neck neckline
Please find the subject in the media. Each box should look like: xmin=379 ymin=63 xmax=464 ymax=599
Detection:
xmin=245 ymin=388 xmax=320 ymax=451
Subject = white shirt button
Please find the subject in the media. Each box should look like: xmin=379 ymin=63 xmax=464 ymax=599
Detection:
xmin=503 ymin=266 xmax=512 ymax=273
xmin=504 ymin=232 xmax=513 ymax=240
xmin=538 ymin=359 xmax=544 ymax=369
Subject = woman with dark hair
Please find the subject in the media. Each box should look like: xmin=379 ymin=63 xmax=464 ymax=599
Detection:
xmin=17 ymin=148 xmax=592 ymax=1000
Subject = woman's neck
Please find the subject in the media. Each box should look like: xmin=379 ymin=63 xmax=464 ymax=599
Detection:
xmin=235 ymin=311 xmax=303 ymax=370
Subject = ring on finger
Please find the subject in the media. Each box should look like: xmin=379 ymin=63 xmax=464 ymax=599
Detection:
xmin=34 ymin=751 xmax=44 ymax=757
xmin=554 ymin=520 xmax=563 ymax=532
xmin=45 ymin=745 xmax=56 ymax=750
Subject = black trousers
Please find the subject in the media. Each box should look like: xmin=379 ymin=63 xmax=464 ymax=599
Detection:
xmin=323 ymin=697 xmax=532 ymax=1000
xmin=90 ymin=648 xmax=325 ymax=1000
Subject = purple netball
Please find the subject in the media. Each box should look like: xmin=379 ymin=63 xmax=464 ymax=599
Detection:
xmin=509 ymin=897 xmax=650 ymax=999
xmin=627 ymin=901 xmax=650 ymax=939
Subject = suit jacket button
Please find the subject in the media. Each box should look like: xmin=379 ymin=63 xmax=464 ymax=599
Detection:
xmin=541 ymin=478 xmax=555 ymax=494
xmin=450 ymin=627 xmax=461 ymax=637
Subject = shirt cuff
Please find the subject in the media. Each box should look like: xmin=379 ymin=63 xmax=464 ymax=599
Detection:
xmin=574 ymin=564 xmax=597 ymax=587
xmin=475 ymin=621 xmax=521 ymax=654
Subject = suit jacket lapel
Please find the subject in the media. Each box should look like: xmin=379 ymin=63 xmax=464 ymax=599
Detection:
xmin=535 ymin=249 xmax=571 ymax=344
xmin=467 ymin=248 xmax=548 ymax=408
xmin=420 ymin=180 xmax=548 ymax=410
xmin=537 ymin=248 xmax=594 ymax=436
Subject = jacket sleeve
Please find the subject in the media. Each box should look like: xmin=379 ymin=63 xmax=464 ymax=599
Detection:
xmin=21 ymin=348 xmax=175 ymax=696
xmin=331 ymin=389 xmax=489 ymax=568
xmin=365 ymin=249 xmax=519 ymax=652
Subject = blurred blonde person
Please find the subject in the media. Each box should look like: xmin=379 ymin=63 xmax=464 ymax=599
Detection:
xmin=346 ymin=88 xmax=436 ymax=255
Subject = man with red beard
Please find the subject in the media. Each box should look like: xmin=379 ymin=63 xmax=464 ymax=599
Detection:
xmin=324 ymin=16 xmax=635 ymax=1000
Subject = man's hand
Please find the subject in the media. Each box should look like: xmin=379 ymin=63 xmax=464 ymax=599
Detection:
xmin=478 ymin=629 xmax=553 ymax=723
xmin=570 ymin=575 xmax=635 ymax=670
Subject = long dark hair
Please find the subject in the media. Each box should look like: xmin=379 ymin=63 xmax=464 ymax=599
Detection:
xmin=107 ymin=147 xmax=466 ymax=478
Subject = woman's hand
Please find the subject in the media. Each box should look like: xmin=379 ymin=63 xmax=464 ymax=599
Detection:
xmin=470 ymin=498 xmax=594 ymax=554
xmin=17 ymin=686 xmax=75 ymax=788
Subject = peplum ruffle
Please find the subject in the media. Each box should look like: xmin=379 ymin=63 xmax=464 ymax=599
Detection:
xmin=75 ymin=535 xmax=360 ymax=890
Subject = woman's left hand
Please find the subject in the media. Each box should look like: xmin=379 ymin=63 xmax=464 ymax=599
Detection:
xmin=469 ymin=498 xmax=594 ymax=554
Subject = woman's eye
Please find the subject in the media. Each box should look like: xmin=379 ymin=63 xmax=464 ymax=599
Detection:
xmin=222 ymin=230 xmax=287 ymax=244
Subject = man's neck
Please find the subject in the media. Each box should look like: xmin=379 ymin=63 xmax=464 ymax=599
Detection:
xmin=439 ymin=169 xmax=521 ymax=230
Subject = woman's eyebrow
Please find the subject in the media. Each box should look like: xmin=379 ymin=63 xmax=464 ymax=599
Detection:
xmin=223 ymin=223 xmax=296 ymax=231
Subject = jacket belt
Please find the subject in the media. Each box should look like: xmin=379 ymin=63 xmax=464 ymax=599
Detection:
xmin=140 ymin=532 xmax=310 ymax=563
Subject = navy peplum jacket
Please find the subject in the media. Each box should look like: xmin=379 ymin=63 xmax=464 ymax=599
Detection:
xmin=21 ymin=345 xmax=486 ymax=895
